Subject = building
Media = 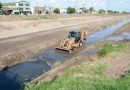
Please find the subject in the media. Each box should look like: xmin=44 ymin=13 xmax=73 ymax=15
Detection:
xmin=2 ymin=0 xmax=31 ymax=15
xmin=79 ymin=7 xmax=89 ymax=13
xmin=31 ymin=7 xmax=46 ymax=15
xmin=92 ymin=11 xmax=98 ymax=14
xmin=45 ymin=7 xmax=54 ymax=14
xmin=1 ymin=7 xmax=13 ymax=15
xmin=60 ymin=8 xmax=67 ymax=14
xmin=76 ymin=9 xmax=83 ymax=14
xmin=31 ymin=6 xmax=55 ymax=15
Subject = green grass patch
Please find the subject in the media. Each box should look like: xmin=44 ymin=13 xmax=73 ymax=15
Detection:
xmin=24 ymin=64 xmax=109 ymax=90
xmin=118 ymin=22 xmax=130 ymax=29
xmin=90 ymin=64 xmax=108 ymax=75
xmin=97 ymin=43 xmax=125 ymax=58
xmin=39 ymin=15 xmax=49 ymax=19
xmin=25 ymin=73 xmax=130 ymax=90
xmin=123 ymin=22 xmax=130 ymax=27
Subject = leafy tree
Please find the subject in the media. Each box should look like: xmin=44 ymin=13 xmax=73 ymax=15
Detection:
xmin=0 ymin=2 xmax=2 ymax=9
xmin=98 ymin=9 xmax=106 ymax=14
xmin=107 ymin=10 xmax=120 ymax=14
xmin=45 ymin=11 xmax=49 ymax=14
xmin=67 ymin=7 xmax=76 ymax=14
xmin=107 ymin=10 xmax=114 ymax=14
xmin=113 ymin=11 xmax=120 ymax=14
xmin=89 ymin=7 xmax=94 ymax=14
xmin=53 ymin=8 xmax=60 ymax=14
xmin=122 ymin=11 xmax=128 ymax=14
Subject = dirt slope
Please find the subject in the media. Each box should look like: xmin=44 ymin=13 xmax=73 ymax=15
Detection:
xmin=0 ymin=15 xmax=130 ymax=70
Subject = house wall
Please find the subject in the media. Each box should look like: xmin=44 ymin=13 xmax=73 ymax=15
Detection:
xmin=31 ymin=7 xmax=46 ymax=15
xmin=2 ymin=1 xmax=31 ymax=15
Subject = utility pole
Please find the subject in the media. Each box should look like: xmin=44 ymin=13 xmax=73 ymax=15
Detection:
xmin=83 ymin=3 xmax=86 ymax=7
xmin=76 ymin=0 xmax=78 ymax=9
xmin=107 ymin=0 xmax=110 ymax=10
xmin=43 ymin=0 xmax=46 ymax=7
xmin=75 ymin=0 xmax=78 ymax=13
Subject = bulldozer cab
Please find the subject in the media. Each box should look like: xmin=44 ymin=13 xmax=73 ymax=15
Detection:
xmin=68 ymin=31 xmax=79 ymax=38
xmin=68 ymin=31 xmax=81 ymax=43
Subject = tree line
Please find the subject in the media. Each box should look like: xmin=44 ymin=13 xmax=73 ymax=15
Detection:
xmin=53 ymin=7 xmax=76 ymax=14
xmin=53 ymin=7 xmax=130 ymax=14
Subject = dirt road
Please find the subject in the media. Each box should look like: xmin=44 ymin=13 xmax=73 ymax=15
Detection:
xmin=0 ymin=15 xmax=130 ymax=70
xmin=0 ymin=15 xmax=130 ymax=39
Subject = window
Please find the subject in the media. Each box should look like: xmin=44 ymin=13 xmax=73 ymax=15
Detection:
xmin=26 ymin=4 xmax=29 ymax=6
xmin=13 ymin=8 xmax=17 ymax=10
xmin=10 ymin=3 xmax=15 ymax=6
xmin=19 ymin=8 xmax=23 ymax=11
xmin=19 ymin=4 xmax=23 ymax=6
xmin=26 ymin=8 xmax=30 ymax=10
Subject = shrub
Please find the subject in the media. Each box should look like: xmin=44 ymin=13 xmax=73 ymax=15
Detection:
xmin=67 ymin=7 xmax=76 ymax=14
xmin=97 ymin=48 xmax=107 ymax=58
xmin=53 ymin=8 xmax=60 ymax=14
xmin=97 ymin=43 xmax=125 ymax=58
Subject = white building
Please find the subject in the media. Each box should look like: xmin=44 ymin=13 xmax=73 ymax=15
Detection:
xmin=60 ymin=8 xmax=67 ymax=14
xmin=46 ymin=7 xmax=54 ymax=14
xmin=2 ymin=0 xmax=31 ymax=15
xmin=31 ymin=7 xmax=46 ymax=15
xmin=76 ymin=9 xmax=83 ymax=14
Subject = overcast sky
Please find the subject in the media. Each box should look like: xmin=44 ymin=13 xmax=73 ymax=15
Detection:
xmin=0 ymin=0 xmax=130 ymax=12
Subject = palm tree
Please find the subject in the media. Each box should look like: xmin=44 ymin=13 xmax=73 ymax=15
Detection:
xmin=0 ymin=2 xmax=2 ymax=9
xmin=89 ymin=7 xmax=94 ymax=14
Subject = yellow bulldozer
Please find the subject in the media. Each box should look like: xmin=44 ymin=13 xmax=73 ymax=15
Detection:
xmin=56 ymin=27 xmax=88 ymax=53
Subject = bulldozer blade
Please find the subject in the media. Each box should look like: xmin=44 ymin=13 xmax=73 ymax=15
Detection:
xmin=56 ymin=47 xmax=71 ymax=53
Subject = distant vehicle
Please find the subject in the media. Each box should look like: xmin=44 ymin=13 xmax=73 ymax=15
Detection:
xmin=0 ymin=13 xmax=17 ymax=16
xmin=8 ymin=14 xmax=17 ymax=16
xmin=0 ymin=13 xmax=5 ymax=16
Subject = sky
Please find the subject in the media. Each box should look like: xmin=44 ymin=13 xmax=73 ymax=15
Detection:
xmin=0 ymin=0 xmax=130 ymax=12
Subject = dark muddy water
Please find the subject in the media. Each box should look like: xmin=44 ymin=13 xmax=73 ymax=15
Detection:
xmin=0 ymin=20 xmax=130 ymax=90
xmin=86 ymin=20 xmax=130 ymax=45
xmin=108 ymin=32 xmax=130 ymax=41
